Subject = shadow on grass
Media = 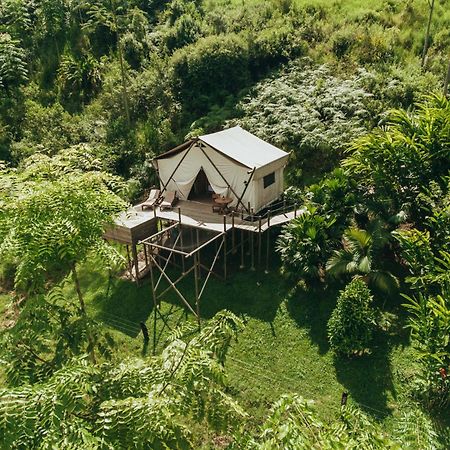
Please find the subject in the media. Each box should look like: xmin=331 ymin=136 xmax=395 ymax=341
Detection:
xmin=286 ymin=281 xmax=409 ymax=418
xmin=155 ymin=256 xmax=288 ymax=325
xmin=90 ymin=277 xmax=154 ymax=338
xmin=286 ymin=283 xmax=338 ymax=355
xmin=333 ymin=330 xmax=397 ymax=419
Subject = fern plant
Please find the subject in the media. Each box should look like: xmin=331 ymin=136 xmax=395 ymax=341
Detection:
xmin=0 ymin=311 xmax=245 ymax=449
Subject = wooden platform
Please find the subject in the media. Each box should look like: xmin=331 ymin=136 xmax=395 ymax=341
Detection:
xmin=105 ymin=199 xmax=303 ymax=246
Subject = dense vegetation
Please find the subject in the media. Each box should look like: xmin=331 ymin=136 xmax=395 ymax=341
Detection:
xmin=1 ymin=0 xmax=449 ymax=448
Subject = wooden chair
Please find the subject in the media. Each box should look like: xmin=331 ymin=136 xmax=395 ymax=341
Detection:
xmin=141 ymin=189 xmax=161 ymax=210
xmin=160 ymin=191 xmax=178 ymax=210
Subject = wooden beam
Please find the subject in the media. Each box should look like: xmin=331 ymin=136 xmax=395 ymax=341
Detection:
xmin=199 ymin=238 xmax=224 ymax=299
xmin=149 ymin=255 xmax=198 ymax=317
xmin=157 ymin=139 xmax=197 ymax=200
xmin=198 ymin=145 xmax=251 ymax=214
xmin=131 ymin=244 xmax=139 ymax=285
xmin=235 ymin=167 xmax=256 ymax=213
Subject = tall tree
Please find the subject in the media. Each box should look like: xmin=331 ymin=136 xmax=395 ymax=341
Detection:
xmin=421 ymin=0 xmax=435 ymax=68
xmin=0 ymin=311 xmax=245 ymax=449
xmin=85 ymin=0 xmax=132 ymax=125
xmin=0 ymin=156 xmax=127 ymax=358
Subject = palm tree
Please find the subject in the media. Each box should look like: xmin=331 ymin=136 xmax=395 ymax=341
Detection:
xmin=326 ymin=221 xmax=399 ymax=294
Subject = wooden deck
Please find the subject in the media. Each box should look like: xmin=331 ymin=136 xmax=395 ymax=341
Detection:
xmin=114 ymin=199 xmax=302 ymax=234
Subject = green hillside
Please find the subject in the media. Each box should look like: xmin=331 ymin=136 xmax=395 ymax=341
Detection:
xmin=1 ymin=0 xmax=449 ymax=448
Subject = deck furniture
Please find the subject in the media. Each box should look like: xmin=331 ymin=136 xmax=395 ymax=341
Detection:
xmin=160 ymin=191 xmax=178 ymax=210
xmin=213 ymin=196 xmax=233 ymax=214
xmin=141 ymin=189 xmax=161 ymax=210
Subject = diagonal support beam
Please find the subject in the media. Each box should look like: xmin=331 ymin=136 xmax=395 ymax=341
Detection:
xmin=155 ymin=232 xmax=181 ymax=291
xmin=149 ymin=255 xmax=198 ymax=317
xmin=199 ymin=238 xmax=224 ymax=299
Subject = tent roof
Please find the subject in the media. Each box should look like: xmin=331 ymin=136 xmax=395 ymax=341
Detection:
xmin=154 ymin=126 xmax=288 ymax=169
xmin=199 ymin=126 xmax=288 ymax=169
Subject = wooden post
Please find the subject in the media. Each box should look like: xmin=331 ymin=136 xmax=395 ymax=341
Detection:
xmin=294 ymin=203 xmax=297 ymax=218
xmin=265 ymin=229 xmax=270 ymax=274
xmin=126 ymin=245 xmax=132 ymax=279
xmin=223 ymin=233 xmax=227 ymax=280
xmin=178 ymin=208 xmax=185 ymax=274
xmin=149 ymin=255 xmax=158 ymax=355
xmin=250 ymin=230 xmax=255 ymax=271
xmin=258 ymin=216 xmax=262 ymax=266
xmin=140 ymin=322 xmax=149 ymax=342
xmin=240 ymin=229 xmax=245 ymax=269
xmin=231 ymin=212 xmax=236 ymax=254
xmin=267 ymin=210 xmax=271 ymax=229
xmin=198 ymin=145 xmax=251 ymax=213
xmin=194 ymin=252 xmax=201 ymax=329
xmin=143 ymin=243 xmax=148 ymax=267
xmin=235 ymin=167 xmax=256 ymax=212
xmin=158 ymin=140 xmax=196 ymax=198
xmin=131 ymin=243 xmax=139 ymax=285
xmin=223 ymin=215 xmax=227 ymax=279
xmin=196 ymin=228 xmax=201 ymax=280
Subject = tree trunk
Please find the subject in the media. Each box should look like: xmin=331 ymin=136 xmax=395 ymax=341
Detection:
xmin=421 ymin=0 xmax=435 ymax=68
xmin=72 ymin=263 xmax=96 ymax=363
xmin=110 ymin=1 xmax=131 ymax=127
xmin=72 ymin=263 xmax=87 ymax=315
xmin=444 ymin=60 xmax=450 ymax=97
xmin=117 ymin=41 xmax=131 ymax=127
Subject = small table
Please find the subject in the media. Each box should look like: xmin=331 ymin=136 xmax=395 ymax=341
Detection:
xmin=214 ymin=197 xmax=233 ymax=214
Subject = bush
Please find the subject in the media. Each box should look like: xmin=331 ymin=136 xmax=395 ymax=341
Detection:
xmin=235 ymin=61 xmax=371 ymax=183
xmin=276 ymin=205 xmax=337 ymax=282
xmin=248 ymin=19 xmax=306 ymax=77
xmin=327 ymin=279 xmax=375 ymax=356
xmin=170 ymin=34 xmax=250 ymax=113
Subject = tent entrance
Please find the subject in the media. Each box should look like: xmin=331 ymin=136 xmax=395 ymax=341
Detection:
xmin=188 ymin=168 xmax=214 ymax=202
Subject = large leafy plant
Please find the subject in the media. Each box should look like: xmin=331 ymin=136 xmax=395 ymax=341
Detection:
xmin=236 ymin=394 xmax=399 ymax=449
xmin=234 ymin=61 xmax=371 ymax=182
xmin=327 ymin=278 xmax=376 ymax=356
xmin=403 ymin=292 xmax=450 ymax=409
xmin=277 ymin=205 xmax=337 ymax=282
xmin=343 ymin=95 xmax=450 ymax=223
xmin=326 ymin=221 xmax=399 ymax=294
xmin=0 ymin=311 xmax=245 ymax=449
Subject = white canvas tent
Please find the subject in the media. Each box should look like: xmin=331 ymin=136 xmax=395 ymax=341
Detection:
xmin=153 ymin=126 xmax=289 ymax=213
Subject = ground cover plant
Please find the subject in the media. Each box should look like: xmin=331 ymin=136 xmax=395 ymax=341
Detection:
xmin=1 ymin=0 xmax=450 ymax=447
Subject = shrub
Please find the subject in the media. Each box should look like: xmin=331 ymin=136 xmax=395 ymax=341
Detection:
xmin=276 ymin=205 xmax=337 ymax=282
xmin=327 ymin=279 xmax=375 ymax=356
xmin=235 ymin=62 xmax=371 ymax=183
xmin=248 ymin=19 xmax=306 ymax=77
xmin=170 ymin=33 xmax=250 ymax=113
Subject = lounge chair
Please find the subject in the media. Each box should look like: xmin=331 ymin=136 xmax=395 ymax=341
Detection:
xmin=141 ymin=189 xmax=161 ymax=210
xmin=160 ymin=191 xmax=178 ymax=210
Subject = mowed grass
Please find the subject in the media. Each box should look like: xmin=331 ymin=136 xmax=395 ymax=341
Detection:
xmin=66 ymin=244 xmax=418 ymax=431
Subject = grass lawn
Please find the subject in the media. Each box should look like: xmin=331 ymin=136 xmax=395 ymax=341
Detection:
xmin=66 ymin=242 xmax=422 ymax=434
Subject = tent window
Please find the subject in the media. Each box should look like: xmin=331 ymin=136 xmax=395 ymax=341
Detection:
xmin=263 ymin=172 xmax=275 ymax=189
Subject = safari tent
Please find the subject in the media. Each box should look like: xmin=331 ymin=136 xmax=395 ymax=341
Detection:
xmin=152 ymin=126 xmax=289 ymax=213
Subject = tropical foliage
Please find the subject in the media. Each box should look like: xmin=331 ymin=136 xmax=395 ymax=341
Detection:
xmin=326 ymin=222 xmax=399 ymax=294
xmin=235 ymin=63 xmax=371 ymax=182
xmin=1 ymin=0 xmax=450 ymax=447
xmin=327 ymin=279 xmax=376 ymax=356
xmin=0 ymin=311 xmax=245 ymax=449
